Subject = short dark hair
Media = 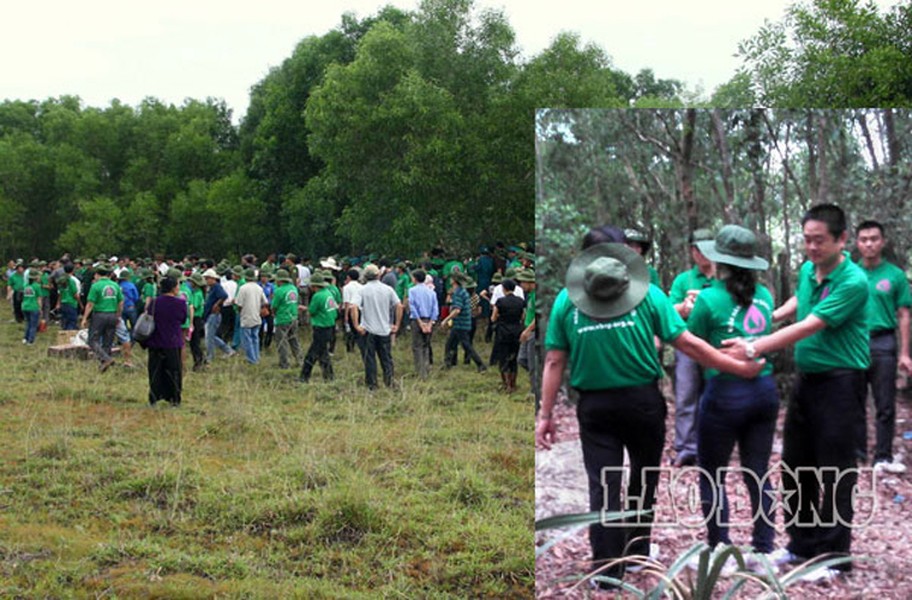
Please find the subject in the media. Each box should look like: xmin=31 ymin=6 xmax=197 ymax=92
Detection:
xmin=160 ymin=276 xmax=178 ymax=295
xmin=582 ymin=225 xmax=625 ymax=250
xmin=856 ymin=219 xmax=884 ymax=236
xmin=502 ymin=278 xmax=516 ymax=292
xmin=412 ymin=269 xmax=426 ymax=283
xmin=802 ymin=204 xmax=847 ymax=238
xmin=346 ymin=268 xmax=360 ymax=282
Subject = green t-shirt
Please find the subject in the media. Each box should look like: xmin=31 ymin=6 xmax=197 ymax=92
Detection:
xmin=309 ymin=287 xmax=339 ymax=328
xmin=191 ymin=286 xmax=205 ymax=315
xmin=396 ymin=273 xmax=413 ymax=302
xmin=87 ymin=278 xmax=123 ymax=313
xmin=59 ymin=277 xmax=79 ymax=307
xmin=178 ymin=282 xmax=193 ymax=328
xmin=688 ymin=279 xmax=774 ymax=379
xmin=38 ymin=272 xmax=50 ymax=297
xmin=22 ymin=282 xmax=41 ymax=312
xmin=795 ymin=253 xmax=871 ymax=373
xmin=668 ymin=266 xmax=713 ymax=307
xmin=525 ymin=290 xmax=536 ymax=328
xmin=141 ymin=281 xmax=157 ymax=304
xmin=545 ymin=285 xmax=686 ymax=390
xmin=327 ymin=284 xmax=342 ymax=307
xmin=9 ymin=271 xmax=25 ymax=293
xmin=272 ymin=283 xmax=300 ymax=326
xmin=858 ymin=259 xmax=912 ymax=333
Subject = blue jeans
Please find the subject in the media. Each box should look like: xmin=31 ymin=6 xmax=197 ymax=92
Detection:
xmin=205 ymin=313 xmax=232 ymax=361
xmin=673 ymin=350 xmax=704 ymax=460
xmin=59 ymin=304 xmax=78 ymax=330
xmin=697 ymin=375 xmax=779 ymax=553
xmin=241 ymin=325 xmax=260 ymax=364
xmin=23 ymin=310 xmax=39 ymax=343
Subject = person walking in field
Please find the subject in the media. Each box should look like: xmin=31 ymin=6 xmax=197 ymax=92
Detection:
xmin=21 ymin=270 xmax=41 ymax=344
xmin=352 ymin=264 xmax=402 ymax=390
xmin=272 ymin=269 xmax=303 ymax=369
xmin=299 ymin=272 xmax=338 ymax=382
xmin=81 ymin=263 xmax=124 ymax=372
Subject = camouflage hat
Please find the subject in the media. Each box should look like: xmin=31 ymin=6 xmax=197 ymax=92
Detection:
xmin=95 ymin=263 xmax=112 ymax=275
xmin=243 ymin=267 xmax=257 ymax=280
xmin=166 ymin=267 xmax=183 ymax=280
xmin=189 ymin=273 xmax=205 ymax=287
xmin=492 ymin=272 xmax=503 ymax=284
xmin=309 ymin=272 xmax=329 ymax=287
xmin=231 ymin=265 xmax=244 ymax=277
xmin=274 ymin=269 xmax=294 ymax=284
xmin=118 ymin=268 xmax=133 ymax=280
xmin=515 ymin=269 xmax=535 ymax=283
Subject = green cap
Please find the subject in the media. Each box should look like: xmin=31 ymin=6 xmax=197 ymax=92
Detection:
xmin=695 ymin=224 xmax=769 ymax=271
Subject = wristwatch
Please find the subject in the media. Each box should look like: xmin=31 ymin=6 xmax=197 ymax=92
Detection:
xmin=745 ymin=341 xmax=757 ymax=359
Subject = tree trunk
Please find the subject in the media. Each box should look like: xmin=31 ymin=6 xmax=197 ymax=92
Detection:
xmin=711 ymin=109 xmax=736 ymax=221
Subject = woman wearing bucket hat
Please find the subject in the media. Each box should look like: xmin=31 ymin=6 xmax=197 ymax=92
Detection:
xmin=686 ymin=224 xmax=778 ymax=570
xmin=536 ymin=235 xmax=764 ymax=589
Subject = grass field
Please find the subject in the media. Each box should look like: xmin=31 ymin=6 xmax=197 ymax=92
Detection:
xmin=0 ymin=316 xmax=533 ymax=598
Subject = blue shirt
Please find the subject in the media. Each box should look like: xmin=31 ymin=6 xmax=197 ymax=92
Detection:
xmin=450 ymin=287 xmax=472 ymax=330
xmin=119 ymin=280 xmax=140 ymax=310
xmin=203 ymin=282 xmax=228 ymax=321
xmin=408 ymin=284 xmax=439 ymax=321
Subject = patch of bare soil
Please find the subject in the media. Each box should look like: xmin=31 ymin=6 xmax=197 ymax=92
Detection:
xmin=536 ymin=379 xmax=912 ymax=599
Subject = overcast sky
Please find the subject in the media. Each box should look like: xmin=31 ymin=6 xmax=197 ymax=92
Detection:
xmin=1 ymin=0 xmax=902 ymax=123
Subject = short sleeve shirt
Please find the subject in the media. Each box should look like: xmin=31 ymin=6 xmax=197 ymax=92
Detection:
xmin=795 ymin=253 xmax=871 ymax=372
xmin=272 ymin=283 xmax=300 ymax=326
xmin=859 ymin=259 xmax=912 ymax=332
xmin=309 ymin=287 xmax=340 ymax=328
xmin=668 ymin=266 xmax=713 ymax=308
xmin=545 ymin=285 xmax=686 ymax=389
xmin=87 ymin=278 xmax=123 ymax=313
xmin=688 ymin=279 xmax=774 ymax=380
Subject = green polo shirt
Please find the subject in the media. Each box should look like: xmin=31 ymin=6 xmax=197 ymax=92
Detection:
xmin=858 ymin=259 xmax=912 ymax=333
xmin=272 ymin=283 xmax=300 ymax=326
xmin=795 ymin=253 xmax=870 ymax=373
xmin=191 ymin=286 xmax=205 ymax=317
xmin=309 ymin=287 xmax=339 ymax=328
xmin=9 ymin=271 xmax=25 ymax=293
xmin=22 ymin=282 xmax=41 ymax=312
xmin=141 ymin=281 xmax=157 ymax=304
xmin=178 ymin=282 xmax=193 ymax=328
xmin=688 ymin=279 xmax=774 ymax=380
xmin=87 ymin=278 xmax=123 ymax=313
xmin=38 ymin=272 xmax=50 ymax=297
xmin=58 ymin=277 xmax=79 ymax=307
xmin=545 ymin=285 xmax=686 ymax=390
xmin=668 ymin=266 xmax=713 ymax=312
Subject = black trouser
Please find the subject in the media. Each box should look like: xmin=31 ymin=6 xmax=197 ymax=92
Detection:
xmin=577 ymin=383 xmax=666 ymax=580
xmin=12 ymin=290 xmax=24 ymax=323
xmin=300 ymin=326 xmax=334 ymax=382
xmin=88 ymin=312 xmax=119 ymax=364
xmin=260 ymin=314 xmax=274 ymax=349
xmin=148 ymin=346 xmax=182 ymax=405
xmin=782 ymin=369 xmax=865 ymax=571
xmin=219 ymin=304 xmax=236 ymax=341
xmin=445 ymin=328 xmax=483 ymax=368
xmin=190 ymin=316 xmax=205 ymax=368
xmin=862 ymin=332 xmax=898 ymax=463
xmin=464 ymin=316 xmax=478 ymax=363
xmin=363 ymin=332 xmax=393 ymax=389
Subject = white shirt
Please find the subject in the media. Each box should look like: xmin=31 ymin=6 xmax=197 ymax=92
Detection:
xmin=490 ymin=283 xmax=523 ymax=307
xmin=221 ymin=279 xmax=238 ymax=305
xmin=297 ymin=264 xmax=311 ymax=288
xmin=357 ymin=280 xmax=400 ymax=336
xmin=234 ymin=281 xmax=268 ymax=328
xmin=342 ymin=280 xmax=363 ymax=307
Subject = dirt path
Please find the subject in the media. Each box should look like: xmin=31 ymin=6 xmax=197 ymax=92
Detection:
xmin=536 ymin=380 xmax=912 ymax=599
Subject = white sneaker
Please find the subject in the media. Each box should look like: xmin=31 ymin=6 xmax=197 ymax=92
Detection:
xmin=626 ymin=543 xmax=659 ymax=573
xmin=797 ymin=565 xmax=840 ymax=583
xmin=767 ymin=548 xmax=803 ymax=567
xmin=686 ymin=547 xmax=737 ymax=577
xmin=874 ymin=459 xmax=907 ymax=474
xmin=745 ymin=551 xmax=779 ymax=575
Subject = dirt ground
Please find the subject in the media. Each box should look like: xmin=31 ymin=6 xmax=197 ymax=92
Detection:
xmin=535 ymin=378 xmax=912 ymax=599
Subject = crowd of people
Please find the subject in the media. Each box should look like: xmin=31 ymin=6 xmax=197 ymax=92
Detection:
xmin=536 ymin=204 xmax=911 ymax=590
xmin=4 ymin=245 xmax=537 ymax=405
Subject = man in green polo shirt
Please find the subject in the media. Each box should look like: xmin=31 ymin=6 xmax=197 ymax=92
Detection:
xmin=299 ymin=272 xmax=338 ymax=382
xmin=8 ymin=262 xmax=25 ymax=323
xmin=81 ymin=264 xmax=124 ymax=372
xmin=272 ymin=269 xmax=303 ymax=369
xmin=668 ymin=228 xmax=715 ymax=467
xmin=855 ymin=219 xmax=912 ymax=474
xmin=724 ymin=204 xmax=869 ymax=580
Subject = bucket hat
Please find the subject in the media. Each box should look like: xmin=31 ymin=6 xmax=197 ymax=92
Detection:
xmin=695 ymin=225 xmax=769 ymax=270
xmin=566 ymin=243 xmax=649 ymax=319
